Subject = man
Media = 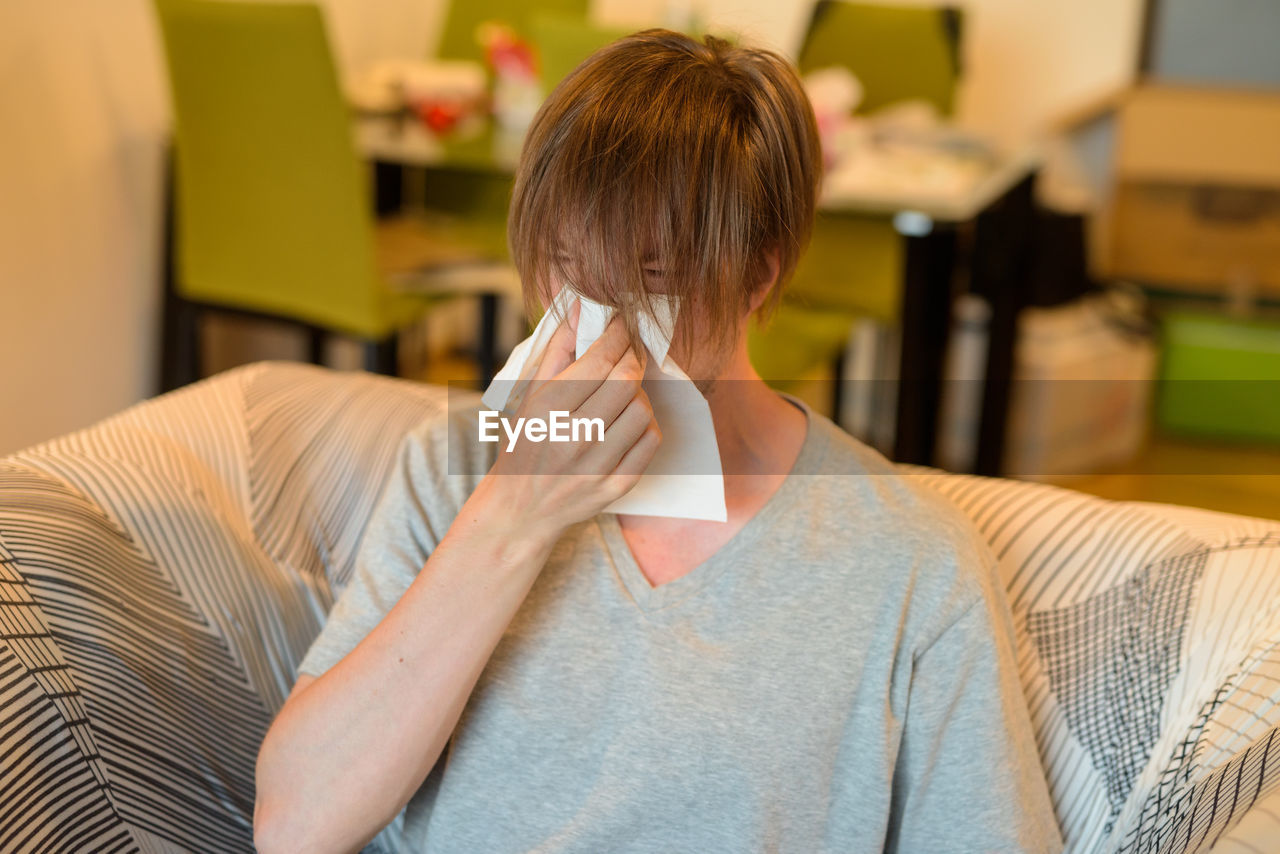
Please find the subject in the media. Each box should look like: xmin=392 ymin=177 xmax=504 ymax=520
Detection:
xmin=254 ymin=29 xmax=1063 ymax=854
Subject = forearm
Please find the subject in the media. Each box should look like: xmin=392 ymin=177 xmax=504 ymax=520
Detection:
xmin=255 ymin=314 xmax=656 ymax=853
xmin=254 ymin=498 xmax=558 ymax=854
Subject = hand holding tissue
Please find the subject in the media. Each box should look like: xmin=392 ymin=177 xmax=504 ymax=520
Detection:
xmin=481 ymin=288 xmax=727 ymax=522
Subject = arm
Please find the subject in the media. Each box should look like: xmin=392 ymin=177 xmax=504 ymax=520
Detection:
xmin=886 ymin=558 xmax=1065 ymax=853
xmin=253 ymin=310 xmax=660 ymax=854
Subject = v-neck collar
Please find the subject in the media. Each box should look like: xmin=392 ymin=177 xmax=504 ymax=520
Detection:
xmin=595 ymin=395 xmax=825 ymax=616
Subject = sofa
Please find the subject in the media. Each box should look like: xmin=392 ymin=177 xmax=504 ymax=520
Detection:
xmin=1 ymin=360 xmax=1277 ymax=853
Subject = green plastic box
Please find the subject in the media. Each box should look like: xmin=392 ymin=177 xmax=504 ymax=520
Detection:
xmin=1157 ymin=311 xmax=1280 ymax=443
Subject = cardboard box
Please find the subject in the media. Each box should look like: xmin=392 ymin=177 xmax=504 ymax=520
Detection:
xmin=1104 ymin=86 xmax=1280 ymax=298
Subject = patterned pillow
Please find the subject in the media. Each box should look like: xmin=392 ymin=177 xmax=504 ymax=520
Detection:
xmin=0 ymin=362 xmax=447 ymax=852
xmin=909 ymin=471 xmax=1280 ymax=854
xmin=0 ymin=490 xmax=135 ymax=852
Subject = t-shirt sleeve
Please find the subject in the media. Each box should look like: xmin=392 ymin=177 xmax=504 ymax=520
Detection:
xmin=296 ymin=422 xmax=450 ymax=680
xmin=886 ymin=561 xmax=1065 ymax=853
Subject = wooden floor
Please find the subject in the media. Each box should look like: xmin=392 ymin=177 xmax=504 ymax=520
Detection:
xmin=1047 ymin=433 xmax=1280 ymax=520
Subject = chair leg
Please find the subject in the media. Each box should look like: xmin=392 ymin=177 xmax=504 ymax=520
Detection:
xmin=308 ymin=326 xmax=327 ymax=366
xmin=478 ymin=293 xmax=499 ymax=387
xmin=373 ymin=161 xmax=404 ymax=218
xmin=159 ymin=146 xmax=201 ymax=393
xmin=831 ymin=343 xmax=846 ymax=430
xmin=364 ymin=334 xmax=398 ymax=375
xmin=160 ymin=294 xmax=201 ymax=393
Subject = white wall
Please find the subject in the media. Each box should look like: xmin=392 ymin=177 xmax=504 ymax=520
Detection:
xmin=0 ymin=0 xmax=431 ymax=457
xmin=0 ymin=0 xmax=1142 ymax=456
xmin=950 ymin=0 xmax=1145 ymax=147
xmin=1 ymin=0 xmax=167 ymax=457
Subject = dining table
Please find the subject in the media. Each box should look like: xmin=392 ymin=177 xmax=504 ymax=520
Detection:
xmin=357 ymin=113 xmax=1041 ymax=477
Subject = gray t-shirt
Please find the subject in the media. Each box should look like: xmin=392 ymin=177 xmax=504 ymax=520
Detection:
xmin=298 ymin=400 xmax=1064 ymax=854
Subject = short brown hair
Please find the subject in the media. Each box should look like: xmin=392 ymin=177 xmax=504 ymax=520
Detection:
xmin=508 ymin=29 xmax=822 ymax=356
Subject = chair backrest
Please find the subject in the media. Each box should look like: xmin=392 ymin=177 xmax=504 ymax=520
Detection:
xmin=154 ymin=0 xmax=390 ymax=338
xmin=799 ymin=0 xmax=962 ymax=117
xmin=435 ymin=0 xmax=589 ymax=66
xmin=527 ymin=12 xmax=634 ymax=96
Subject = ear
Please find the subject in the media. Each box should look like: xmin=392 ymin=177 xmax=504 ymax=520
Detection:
xmin=747 ymin=247 xmax=782 ymax=313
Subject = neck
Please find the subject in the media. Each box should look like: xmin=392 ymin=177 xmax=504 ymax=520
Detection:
xmin=701 ymin=332 xmax=807 ymax=481
xmin=614 ymin=328 xmax=807 ymax=570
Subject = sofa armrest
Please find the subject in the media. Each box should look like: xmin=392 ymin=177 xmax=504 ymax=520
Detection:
xmin=2 ymin=362 xmax=449 ymax=852
xmin=0 ymin=466 xmax=137 ymax=852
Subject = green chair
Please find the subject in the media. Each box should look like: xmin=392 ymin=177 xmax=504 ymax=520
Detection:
xmin=154 ymin=0 xmax=515 ymax=390
xmin=798 ymin=0 xmax=960 ymax=116
xmin=749 ymin=0 xmax=962 ymax=392
xmin=435 ymin=0 xmax=589 ymax=67
xmin=414 ymin=5 xmax=631 ymax=338
xmin=426 ymin=6 xmax=632 ymax=233
xmin=407 ymin=1 xmax=595 ymax=311
xmin=528 ymin=12 xmax=635 ymax=95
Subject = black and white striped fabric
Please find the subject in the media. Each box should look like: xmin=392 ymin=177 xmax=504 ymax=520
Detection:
xmin=906 ymin=471 xmax=1280 ymax=854
xmin=0 ymin=363 xmax=446 ymax=853
xmin=0 ymin=361 xmax=1276 ymax=853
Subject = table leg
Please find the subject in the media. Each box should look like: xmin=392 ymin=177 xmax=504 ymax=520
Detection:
xmin=893 ymin=218 xmax=958 ymax=466
xmin=972 ymin=173 xmax=1037 ymax=477
xmin=307 ymin=326 xmax=327 ymax=366
xmin=478 ymin=293 xmax=499 ymax=388
xmin=373 ymin=160 xmax=404 ymax=218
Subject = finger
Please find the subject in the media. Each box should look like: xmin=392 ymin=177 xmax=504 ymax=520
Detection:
xmin=603 ymin=418 xmax=662 ymax=498
xmin=529 ymin=299 xmax=581 ymax=387
xmin=557 ymin=316 xmax=631 ymax=385
xmin=531 ymin=315 xmax=633 ymax=415
xmin=581 ymin=390 xmax=655 ymax=473
xmin=575 ymin=345 xmax=646 ymax=428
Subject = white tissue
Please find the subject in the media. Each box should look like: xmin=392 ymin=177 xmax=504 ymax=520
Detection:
xmin=481 ymin=288 xmax=726 ymax=522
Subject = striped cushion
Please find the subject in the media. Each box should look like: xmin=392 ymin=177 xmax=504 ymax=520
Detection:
xmin=0 ymin=362 xmax=446 ymax=853
xmin=1 ymin=361 xmax=1275 ymax=853
xmin=0 ymin=509 xmax=133 ymax=853
xmin=909 ymin=471 xmax=1280 ymax=854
